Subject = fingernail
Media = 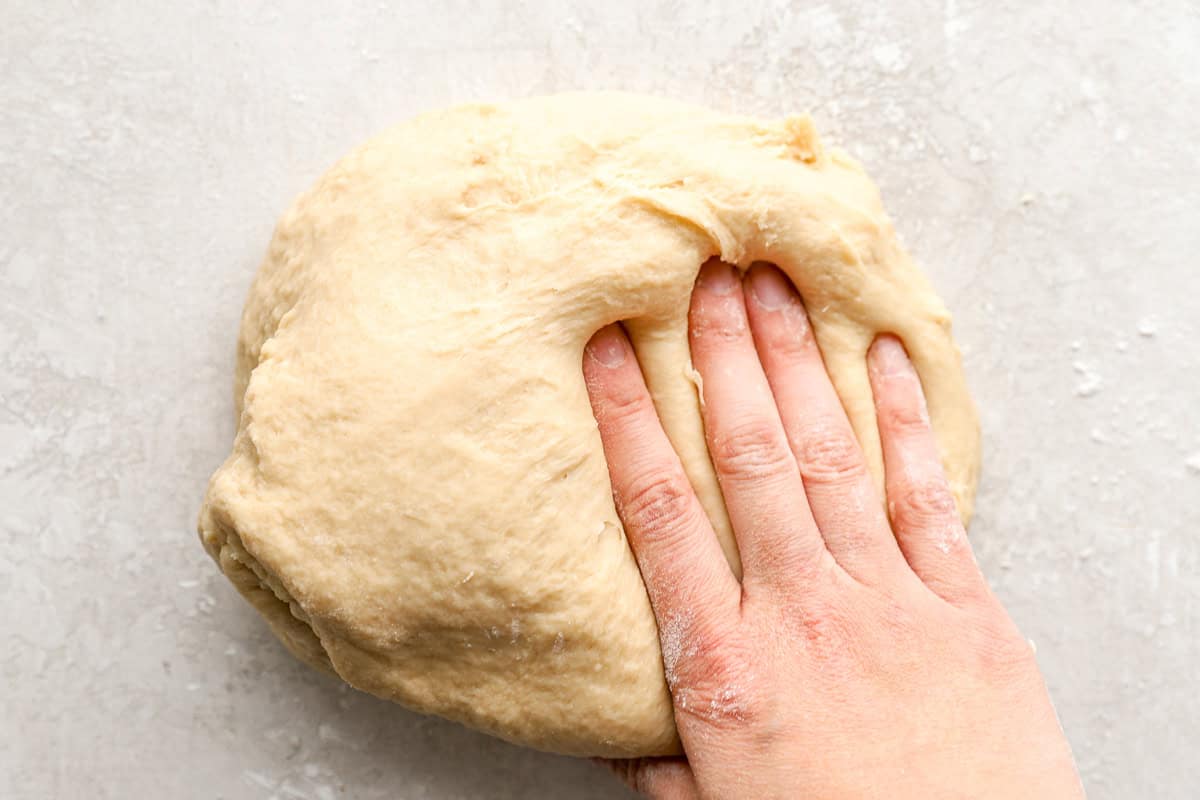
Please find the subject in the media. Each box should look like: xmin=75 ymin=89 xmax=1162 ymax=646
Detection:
xmin=587 ymin=325 xmax=627 ymax=368
xmin=871 ymin=335 xmax=913 ymax=377
xmin=696 ymin=261 xmax=738 ymax=295
xmin=750 ymin=267 xmax=794 ymax=310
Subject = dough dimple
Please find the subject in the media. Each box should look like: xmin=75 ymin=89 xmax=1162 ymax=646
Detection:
xmin=199 ymin=92 xmax=980 ymax=757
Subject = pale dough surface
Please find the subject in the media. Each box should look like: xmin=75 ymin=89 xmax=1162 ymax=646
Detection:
xmin=198 ymin=92 xmax=980 ymax=757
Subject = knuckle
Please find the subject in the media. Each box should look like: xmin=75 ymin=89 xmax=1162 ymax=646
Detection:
xmin=967 ymin=616 xmax=1038 ymax=678
xmin=597 ymin=381 xmax=654 ymax=425
xmin=632 ymin=764 xmax=663 ymax=797
xmin=763 ymin=318 xmax=812 ymax=360
xmin=879 ymin=396 xmax=930 ymax=435
xmin=890 ymin=477 xmax=957 ymax=528
xmin=870 ymin=595 xmax=923 ymax=643
xmin=668 ymin=622 xmax=760 ymax=728
xmin=690 ymin=314 xmax=748 ymax=345
xmin=622 ymin=470 xmax=696 ymax=537
xmin=769 ymin=574 xmax=855 ymax=656
xmin=713 ymin=419 xmax=793 ymax=478
xmin=792 ymin=596 xmax=854 ymax=655
xmin=795 ymin=424 xmax=866 ymax=484
xmin=690 ymin=296 xmax=750 ymax=345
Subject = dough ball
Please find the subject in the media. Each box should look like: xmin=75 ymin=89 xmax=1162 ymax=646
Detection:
xmin=198 ymin=92 xmax=979 ymax=757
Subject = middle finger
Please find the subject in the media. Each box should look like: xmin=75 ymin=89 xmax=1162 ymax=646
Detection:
xmin=688 ymin=260 xmax=830 ymax=592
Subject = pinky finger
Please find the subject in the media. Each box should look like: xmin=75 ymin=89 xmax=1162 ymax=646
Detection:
xmin=868 ymin=335 xmax=987 ymax=604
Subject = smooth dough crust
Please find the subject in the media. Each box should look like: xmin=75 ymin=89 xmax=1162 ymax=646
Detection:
xmin=198 ymin=92 xmax=980 ymax=757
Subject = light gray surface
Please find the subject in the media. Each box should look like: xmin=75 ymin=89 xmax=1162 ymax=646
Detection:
xmin=2 ymin=1 xmax=1197 ymax=798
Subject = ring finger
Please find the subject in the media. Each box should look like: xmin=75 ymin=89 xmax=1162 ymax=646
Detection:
xmin=743 ymin=265 xmax=909 ymax=585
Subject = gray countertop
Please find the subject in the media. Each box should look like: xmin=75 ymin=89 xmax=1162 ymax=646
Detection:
xmin=2 ymin=2 xmax=1197 ymax=798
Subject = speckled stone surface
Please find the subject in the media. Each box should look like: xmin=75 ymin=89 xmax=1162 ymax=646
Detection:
xmin=2 ymin=2 xmax=1197 ymax=798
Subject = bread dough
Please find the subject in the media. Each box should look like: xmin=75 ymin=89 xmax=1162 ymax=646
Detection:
xmin=198 ymin=92 xmax=980 ymax=757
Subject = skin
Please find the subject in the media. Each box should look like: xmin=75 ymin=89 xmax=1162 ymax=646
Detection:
xmin=582 ymin=261 xmax=1085 ymax=799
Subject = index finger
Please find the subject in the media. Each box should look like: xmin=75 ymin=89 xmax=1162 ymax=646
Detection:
xmin=584 ymin=325 xmax=740 ymax=653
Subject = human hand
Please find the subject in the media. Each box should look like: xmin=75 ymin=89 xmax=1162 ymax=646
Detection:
xmin=584 ymin=261 xmax=1084 ymax=799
